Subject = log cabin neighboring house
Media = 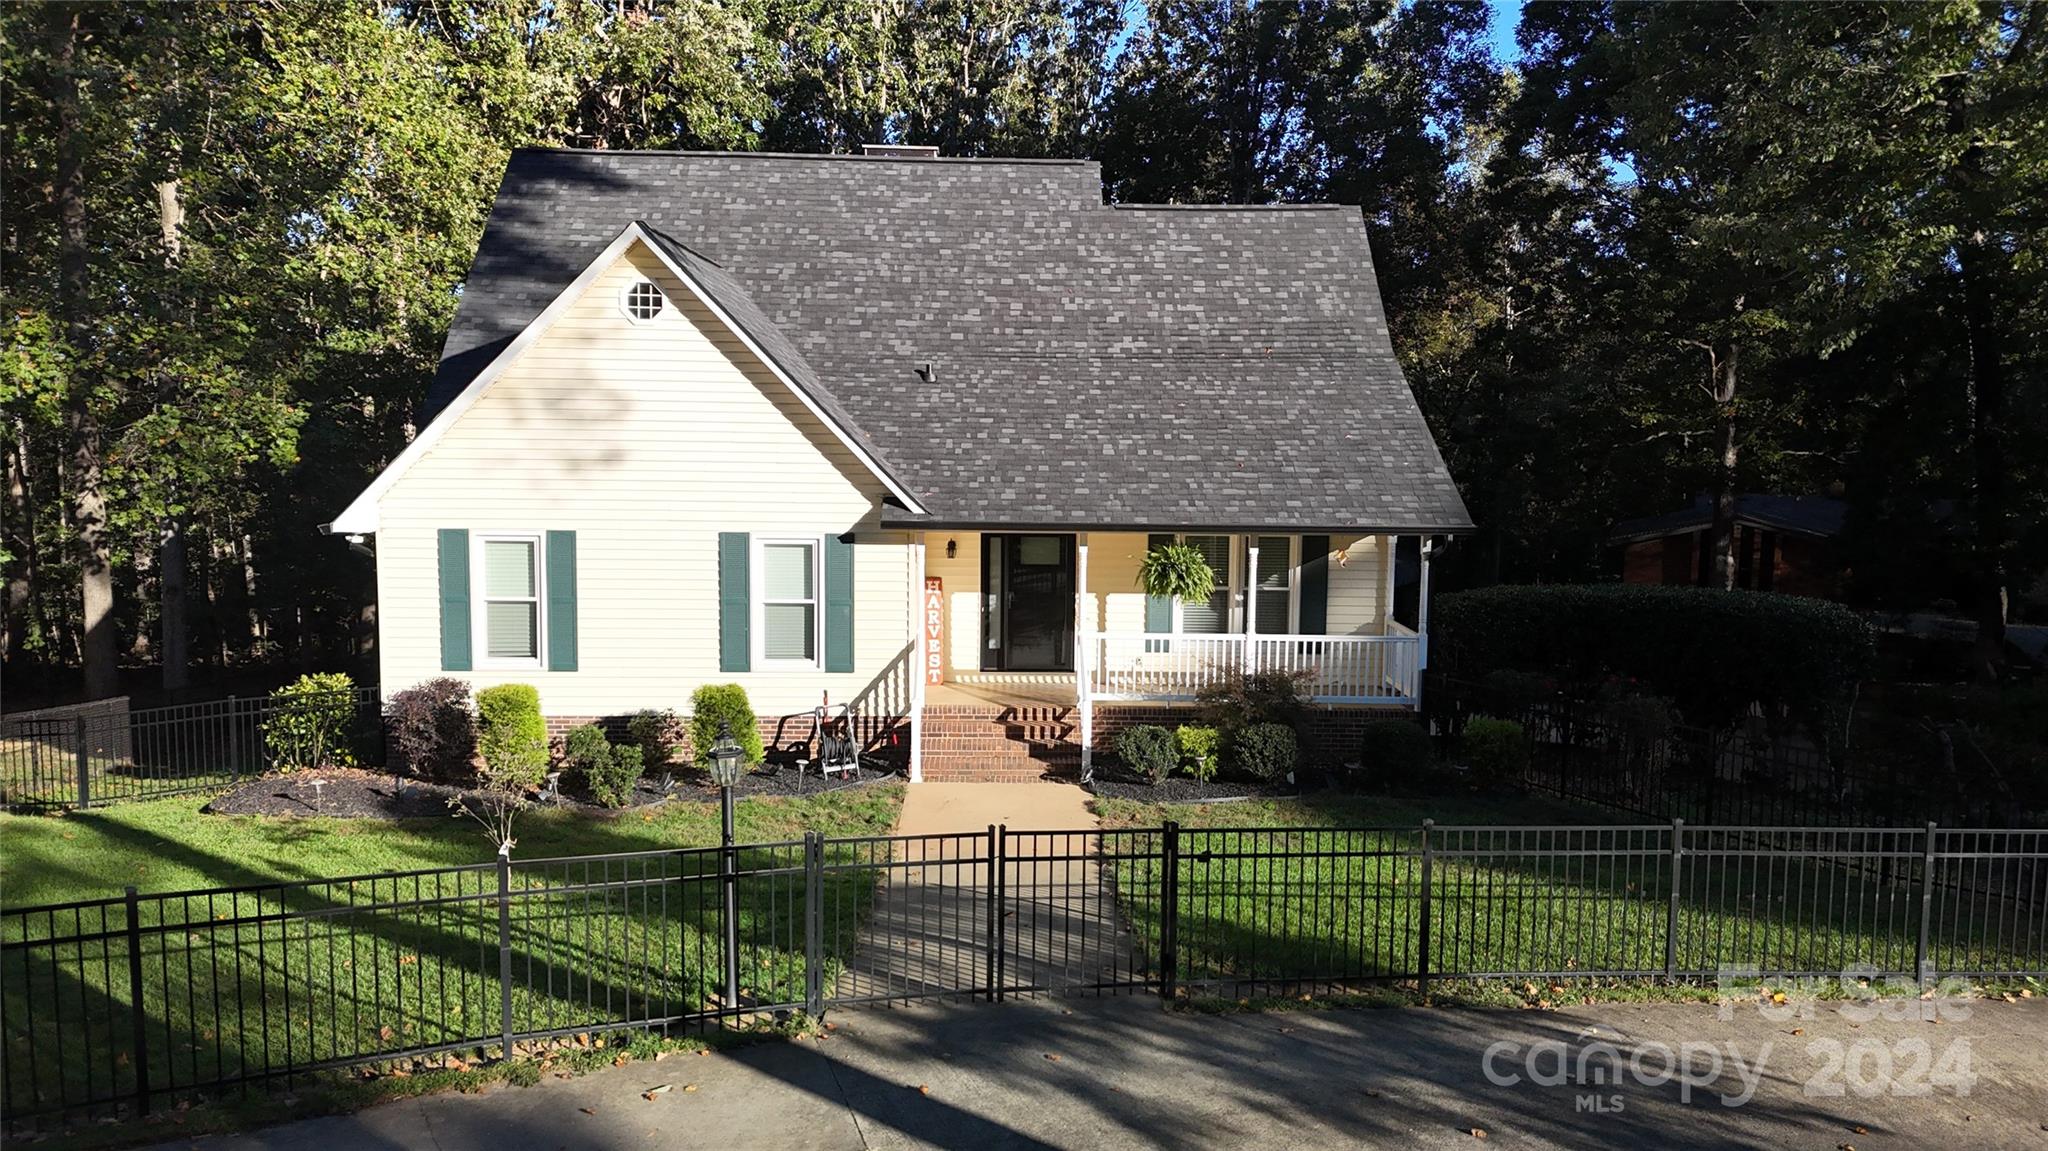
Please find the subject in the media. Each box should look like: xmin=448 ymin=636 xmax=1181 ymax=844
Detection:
xmin=1609 ymin=495 xmax=1847 ymax=598
xmin=327 ymin=147 xmax=1471 ymax=781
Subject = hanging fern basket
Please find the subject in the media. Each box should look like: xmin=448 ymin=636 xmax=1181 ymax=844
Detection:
xmin=1139 ymin=541 xmax=1217 ymax=603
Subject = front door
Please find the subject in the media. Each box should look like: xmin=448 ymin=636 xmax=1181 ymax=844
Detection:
xmin=980 ymin=534 xmax=1075 ymax=671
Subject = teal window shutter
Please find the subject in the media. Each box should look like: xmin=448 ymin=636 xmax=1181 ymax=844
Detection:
xmin=437 ymin=529 xmax=472 ymax=671
xmin=1144 ymin=534 xmax=1175 ymax=632
xmin=824 ymin=534 xmax=854 ymax=673
xmin=1144 ymin=533 xmax=1174 ymax=653
xmin=718 ymin=532 xmax=750 ymax=673
xmin=1299 ymin=535 xmax=1330 ymax=635
xmin=546 ymin=530 xmax=578 ymax=671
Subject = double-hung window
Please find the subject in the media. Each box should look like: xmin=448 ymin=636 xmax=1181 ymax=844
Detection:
xmin=478 ymin=534 xmax=544 ymax=667
xmin=757 ymin=538 xmax=821 ymax=667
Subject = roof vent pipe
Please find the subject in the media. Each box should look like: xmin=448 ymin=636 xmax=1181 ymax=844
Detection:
xmin=862 ymin=143 xmax=940 ymax=159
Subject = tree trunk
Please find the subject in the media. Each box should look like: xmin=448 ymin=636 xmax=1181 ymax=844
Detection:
xmin=157 ymin=177 xmax=190 ymax=692
xmin=1707 ymin=342 xmax=1740 ymax=591
xmin=1958 ymin=233 xmax=2006 ymax=678
xmin=48 ymin=8 xmax=120 ymax=700
xmin=1947 ymin=70 xmax=2008 ymax=680
xmin=161 ymin=516 xmax=189 ymax=691
xmin=4 ymin=421 xmax=32 ymax=662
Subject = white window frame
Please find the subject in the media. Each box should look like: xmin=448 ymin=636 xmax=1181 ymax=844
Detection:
xmin=472 ymin=532 xmax=546 ymax=670
xmin=752 ymin=535 xmax=825 ymax=671
xmin=620 ymin=278 xmax=666 ymax=323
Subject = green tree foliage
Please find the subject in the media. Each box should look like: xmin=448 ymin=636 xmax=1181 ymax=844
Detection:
xmin=3 ymin=1 xmax=2042 ymax=698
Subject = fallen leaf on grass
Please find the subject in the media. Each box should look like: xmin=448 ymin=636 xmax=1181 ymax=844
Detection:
xmin=1851 ymin=1126 xmax=1867 ymax=1135
xmin=613 ymin=1056 xmax=629 ymax=1067
xmin=917 ymin=1085 xmax=930 ymax=1095
xmin=1044 ymin=1053 xmax=1061 ymax=1062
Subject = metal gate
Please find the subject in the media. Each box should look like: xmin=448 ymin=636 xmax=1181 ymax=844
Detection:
xmin=826 ymin=827 xmax=1167 ymax=1005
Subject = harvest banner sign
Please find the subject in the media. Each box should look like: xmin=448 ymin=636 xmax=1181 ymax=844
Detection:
xmin=923 ymin=577 xmax=945 ymax=685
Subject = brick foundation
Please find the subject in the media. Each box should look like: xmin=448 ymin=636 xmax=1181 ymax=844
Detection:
xmin=541 ymin=711 xmax=911 ymax=772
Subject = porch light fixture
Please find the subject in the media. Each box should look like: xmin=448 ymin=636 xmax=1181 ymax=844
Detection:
xmin=708 ymin=722 xmax=745 ymax=787
xmin=946 ymin=538 xmax=957 ymax=559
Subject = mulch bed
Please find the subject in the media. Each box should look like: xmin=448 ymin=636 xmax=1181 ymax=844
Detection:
xmin=202 ymin=762 xmax=897 ymax=820
xmin=1083 ymin=765 xmax=1292 ymax=803
xmin=674 ymin=763 xmax=899 ymax=799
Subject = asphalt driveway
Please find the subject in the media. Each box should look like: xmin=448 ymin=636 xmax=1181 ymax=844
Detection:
xmin=153 ymin=995 xmax=2048 ymax=1149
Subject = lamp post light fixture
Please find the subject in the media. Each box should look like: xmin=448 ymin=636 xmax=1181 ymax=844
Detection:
xmin=709 ymin=721 xmax=744 ymax=1017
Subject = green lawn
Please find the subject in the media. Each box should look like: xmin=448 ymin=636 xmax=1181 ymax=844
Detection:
xmin=1 ymin=785 xmax=903 ymax=908
xmin=1 ymin=785 xmax=903 ymax=1124
xmin=1088 ymin=789 xmax=2043 ymax=995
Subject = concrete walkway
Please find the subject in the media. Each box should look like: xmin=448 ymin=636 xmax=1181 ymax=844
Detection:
xmin=153 ymin=996 xmax=2048 ymax=1150
xmin=889 ymin=780 xmax=1098 ymax=835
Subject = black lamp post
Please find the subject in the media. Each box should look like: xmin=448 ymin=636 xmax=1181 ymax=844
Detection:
xmin=708 ymin=721 xmax=744 ymax=1016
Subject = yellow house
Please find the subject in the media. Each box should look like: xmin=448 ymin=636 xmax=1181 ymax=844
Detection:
xmin=329 ymin=148 xmax=1471 ymax=782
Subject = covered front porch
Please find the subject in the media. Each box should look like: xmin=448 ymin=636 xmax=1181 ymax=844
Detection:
xmin=903 ymin=529 xmax=1440 ymax=780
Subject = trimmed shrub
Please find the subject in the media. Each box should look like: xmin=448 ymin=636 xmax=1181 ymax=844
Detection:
xmin=1115 ymin=724 xmax=1178 ymax=784
xmin=588 ymin=745 xmax=645 ymax=809
xmin=1230 ymin=722 xmax=1298 ymax=782
xmin=562 ymin=724 xmax=612 ymax=772
xmin=1434 ymin=584 xmax=1874 ymax=728
xmin=1462 ymin=716 xmax=1529 ymax=782
xmin=476 ymin=684 xmax=548 ymax=791
xmin=1196 ymin=669 xmax=1311 ymax=735
xmin=559 ymin=724 xmax=644 ymax=808
xmin=389 ymin=678 xmax=476 ymax=780
xmin=689 ymin=684 xmax=764 ymax=768
xmin=1175 ymin=725 xmax=1221 ymax=783
xmin=262 ymin=672 xmax=359 ymax=772
xmin=627 ymin=709 xmax=682 ymax=767
xmin=1359 ymin=718 xmax=1433 ymax=780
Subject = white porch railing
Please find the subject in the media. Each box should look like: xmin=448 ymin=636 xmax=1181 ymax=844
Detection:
xmin=1083 ymin=633 xmax=1422 ymax=707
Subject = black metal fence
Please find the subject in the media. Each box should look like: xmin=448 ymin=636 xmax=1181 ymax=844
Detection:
xmin=7 ymin=821 xmax=2046 ymax=1129
xmin=0 ymin=688 xmax=384 ymax=811
xmin=1423 ymin=674 xmax=2008 ymax=827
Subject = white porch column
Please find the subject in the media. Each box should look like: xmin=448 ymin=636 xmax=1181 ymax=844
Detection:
xmin=1380 ymin=534 xmax=1397 ymax=634
xmin=908 ymin=532 xmax=927 ymax=783
xmin=1416 ymin=535 xmax=1434 ymax=708
xmin=1243 ymin=539 xmax=1259 ymax=676
xmin=1076 ymin=532 xmax=1092 ymax=779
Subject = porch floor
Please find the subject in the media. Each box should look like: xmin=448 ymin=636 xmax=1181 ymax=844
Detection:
xmin=925 ymin=673 xmax=1078 ymax=709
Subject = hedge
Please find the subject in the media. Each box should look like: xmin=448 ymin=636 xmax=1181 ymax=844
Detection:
xmin=1433 ymin=584 xmax=1874 ymax=728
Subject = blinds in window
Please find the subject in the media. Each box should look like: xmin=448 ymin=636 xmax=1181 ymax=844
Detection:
xmin=761 ymin=542 xmax=816 ymax=661
xmin=482 ymin=539 xmax=538 ymax=659
xmin=1181 ymin=535 xmax=1232 ymax=634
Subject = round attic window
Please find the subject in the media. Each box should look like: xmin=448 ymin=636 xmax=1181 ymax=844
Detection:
xmin=623 ymin=280 xmax=664 ymax=321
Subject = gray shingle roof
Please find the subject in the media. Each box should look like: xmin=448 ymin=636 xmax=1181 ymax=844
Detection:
xmin=428 ymin=149 xmax=1472 ymax=533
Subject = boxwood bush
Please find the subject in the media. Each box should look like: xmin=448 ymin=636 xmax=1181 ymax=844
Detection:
xmin=1115 ymin=724 xmax=1178 ymax=784
xmin=1461 ymin=716 xmax=1529 ymax=782
xmin=689 ymin=684 xmax=764 ymax=768
xmin=476 ymin=684 xmax=548 ymax=790
xmin=1230 ymin=722 xmax=1298 ymax=782
xmin=1434 ymin=584 xmax=1874 ymax=728
xmin=561 ymin=724 xmax=648 ymax=808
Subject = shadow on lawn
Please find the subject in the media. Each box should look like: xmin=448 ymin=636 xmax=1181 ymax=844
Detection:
xmin=2 ymin=809 xmax=881 ymax=1127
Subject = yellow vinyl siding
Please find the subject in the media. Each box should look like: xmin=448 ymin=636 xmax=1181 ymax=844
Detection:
xmin=1324 ymin=534 xmax=1392 ymax=635
xmin=375 ymin=243 xmax=912 ymax=718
